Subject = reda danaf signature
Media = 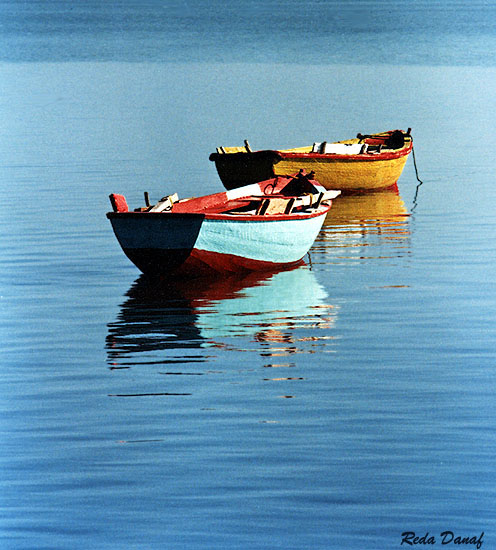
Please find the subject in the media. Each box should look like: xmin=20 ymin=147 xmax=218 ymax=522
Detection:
xmin=401 ymin=532 xmax=484 ymax=548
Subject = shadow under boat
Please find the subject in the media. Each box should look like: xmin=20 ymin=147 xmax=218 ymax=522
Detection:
xmin=106 ymin=264 xmax=338 ymax=368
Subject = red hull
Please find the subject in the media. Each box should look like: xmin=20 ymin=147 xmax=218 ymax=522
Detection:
xmin=122 ymin=247 xmax=306 ymax=277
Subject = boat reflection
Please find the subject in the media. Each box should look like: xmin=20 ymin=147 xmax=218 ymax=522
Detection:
xmin=314 ymin=187 xmax=411 ymax=258
xmin=106 ymin=266 xmax=338 ymax=370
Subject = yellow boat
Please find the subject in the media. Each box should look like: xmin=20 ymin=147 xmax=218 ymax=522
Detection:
xmin=210 ymin=129 xmax=413 ymax=193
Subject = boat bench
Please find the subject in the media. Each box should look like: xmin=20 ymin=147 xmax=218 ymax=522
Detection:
xmin=255 ymin=192 xmax=335 ymax=215
xmin=256 ymin=197 xmax=295 ymax=215
xmin=312 ymin=142 xmax=365 ymax=155
xmin=148 ymin=193 xmax=179 ymax=212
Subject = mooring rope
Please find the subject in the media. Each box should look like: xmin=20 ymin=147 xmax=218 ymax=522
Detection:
xmin=306 ymin=251 xmax=313 ymax=270
xmin=411 ymin=141 xmax=423 ymax=211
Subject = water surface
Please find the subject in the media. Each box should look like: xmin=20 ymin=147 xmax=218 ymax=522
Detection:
xmin=1 ymin=2 xmax=495 ymax=549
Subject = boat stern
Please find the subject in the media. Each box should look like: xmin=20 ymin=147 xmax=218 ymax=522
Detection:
xmin=209 ymin=149 xmax=281 ymax=190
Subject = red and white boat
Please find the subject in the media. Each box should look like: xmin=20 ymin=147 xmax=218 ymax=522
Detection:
xmin=107 ymin=171 xmax=340 ymax=276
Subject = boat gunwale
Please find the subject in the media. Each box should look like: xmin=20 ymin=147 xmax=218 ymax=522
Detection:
xmin=275 ymin=141 xmax=412 ymax=162
xmin=209 ymin=131 xmax=413 ymax=164
xmin=107 ymin=211 xmax=205 ymax=220
xmin=203 ymin=203 xmax=331 ymax=221
xmin=106 ymin=203 xmax=332 ymax=223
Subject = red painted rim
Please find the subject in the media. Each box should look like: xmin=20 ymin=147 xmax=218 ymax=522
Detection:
xmin=277 ymin=142 xmax=412 ymax=162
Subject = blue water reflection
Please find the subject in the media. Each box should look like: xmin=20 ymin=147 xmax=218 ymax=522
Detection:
xmin=107 ymin=266 xmax=338 ymax=372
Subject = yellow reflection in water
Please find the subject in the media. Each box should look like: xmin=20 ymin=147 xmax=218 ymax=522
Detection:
xmin=328 ymin=187 xmax=408 ymax=224
xmin=315 ymin=188 xmax=411 ymax=258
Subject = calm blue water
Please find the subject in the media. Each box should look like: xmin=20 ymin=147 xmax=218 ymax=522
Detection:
xmin=1 ymin=2 xmax=495 ymax=549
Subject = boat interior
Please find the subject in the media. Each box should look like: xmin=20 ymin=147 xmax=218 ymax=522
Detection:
xmin=109 ymin=173 xmax=340 ymax=218
xmin=215 ymin=129 xmax=412 ymax=156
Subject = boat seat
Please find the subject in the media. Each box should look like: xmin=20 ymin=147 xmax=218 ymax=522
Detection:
xmin=109 ymin=193 xmax=129 ymax=213
xmin=312 ymin=142 xmax=364 ymax=155
xmin=296 ymin=193 xmax=322 ymax=208
xmin=256 ymin=197 xmax=296 ymax=215
xmin=148 ymin=193 xmax=179 ymax=212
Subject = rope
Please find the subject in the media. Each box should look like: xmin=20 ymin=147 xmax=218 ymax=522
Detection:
xmin=411 ymin=141 xmax=423 ymax=211
xmin=306 ymin=251 xmax=313 ymax=270
xmin=264 ymin=180 xmax=278 ymax=194
xmin=412 ymin=143 xmax=423 ymax=185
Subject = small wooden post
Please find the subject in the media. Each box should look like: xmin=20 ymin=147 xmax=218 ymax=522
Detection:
xmin=244 ymin=140 xmax=252 ymax=153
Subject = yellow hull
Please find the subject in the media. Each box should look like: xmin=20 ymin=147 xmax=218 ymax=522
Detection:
xmin=273 ymin=154 xmax=409 ymax=191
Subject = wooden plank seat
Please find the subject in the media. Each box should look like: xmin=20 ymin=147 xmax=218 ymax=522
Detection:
xmin=148 ymin=193 xmax=179 ymax=212
xmin=294 ymin=190 xmax=340 ymax=209
xmin=256 ymin=197 xmax=296 ymax=215
xmin=253 ymin=190 xmax=340 ymax=216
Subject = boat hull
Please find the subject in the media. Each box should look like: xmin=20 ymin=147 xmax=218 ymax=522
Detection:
xmin=272 ymin=151 xmax=410 ymax=192
xmin=108 ymin=210 xmax=329 ymax=276
xmin=210 ymin=131 xmax=413 ymax=192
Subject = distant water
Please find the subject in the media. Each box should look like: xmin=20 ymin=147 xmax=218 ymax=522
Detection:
xmin=1 ymin=2 xmax=496 ymax=549
xmin=1 ymin=0 xmax=496 ymax=66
